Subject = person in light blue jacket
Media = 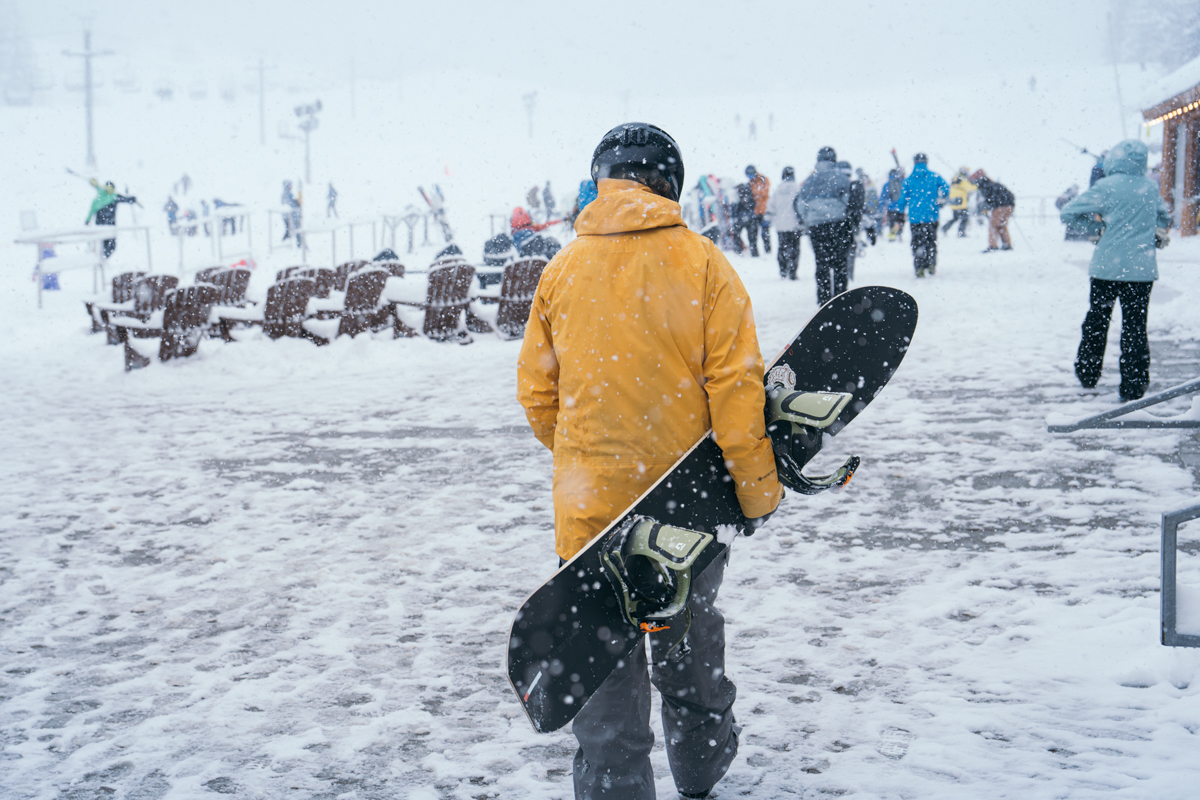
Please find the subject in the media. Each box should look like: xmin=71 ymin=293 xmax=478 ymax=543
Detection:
xmin=1059 ymin=139 xmax=1172 ymax=401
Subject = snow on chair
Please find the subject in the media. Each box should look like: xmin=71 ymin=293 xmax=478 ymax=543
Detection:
xmin=118 ymin=284 xmax=220 ymax=371
xmin=390 ymin=258 xmax=476 ymax=343
xmin=333 ymin=260 xmax=370 ymax=291
xmin=85 ymin=270 xmax=146 ymax=333
xmin=104 ymin=275 xmax=179 ymax=345
xmin=199 ymin=267 xmax=253 ymax=308
xmin=468 ymin=256 xmax=547 ymax=340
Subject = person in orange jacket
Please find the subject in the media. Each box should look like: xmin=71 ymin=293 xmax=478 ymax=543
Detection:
xmin=747 ymin=164 xmax=771 ymax=254
xmin=510 ymin=206 xmax=558 ymax=250
xmin=518 ymin=123 xmax=783 ymax=800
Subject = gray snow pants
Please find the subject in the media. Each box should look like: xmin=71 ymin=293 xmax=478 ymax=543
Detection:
xmin=572 ymin=552 xmax=738 ymax=799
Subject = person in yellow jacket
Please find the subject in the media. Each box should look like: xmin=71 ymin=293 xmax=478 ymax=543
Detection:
xmin=517 ymin=123 xmax=783 ymax=800
xmin=941 ymin=167 xmax=977 ymax=238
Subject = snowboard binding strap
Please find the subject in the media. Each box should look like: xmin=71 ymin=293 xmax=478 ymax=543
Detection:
xmin=766 ymin=386 xmax=861 ymax=495
xmin=600 ymin=517 xmax=713 ymax=655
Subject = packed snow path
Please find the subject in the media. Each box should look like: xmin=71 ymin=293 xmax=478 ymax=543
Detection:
xmin=2 ymin=228 xmax=1199 ymax=799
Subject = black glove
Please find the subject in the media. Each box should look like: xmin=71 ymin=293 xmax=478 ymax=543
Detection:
xmin=743 ymin=507 xmax=777 ymax=536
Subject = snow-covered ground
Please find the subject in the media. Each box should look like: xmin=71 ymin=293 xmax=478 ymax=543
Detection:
xmin=2 ymin=220 xmax=1199 ymax=799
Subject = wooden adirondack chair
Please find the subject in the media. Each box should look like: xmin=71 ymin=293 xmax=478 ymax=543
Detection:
xmin=303 ymin=267 xmax=392 ymax=343
xmin=468 ymin=256 xmax=547 ymax=340
xmin=104 ymin=275 xmax=180 ymax=345
xmin=120 ymin=285 xmax=221 ymax=371
xmin=194 ymin=266 xmax=226 ymax=283
xmin=333 ymin=260 xmax=369 ymax=291
xmin=217 ymin=277 xmax=319 ymax=341
xmin=392 ymin=258 xmax=476 ymax=343
xmin=373 ymin=260 xmax=406 ymax=279
xmin=275 ymin=265 xmax=304 ymax=282
xmin=85 ymin=271 xmax=146 ymax=333
xmin=293 ymin=268 xmax=335 ymax=298
xmin=198 ymin=268 xmax=252 ymax=307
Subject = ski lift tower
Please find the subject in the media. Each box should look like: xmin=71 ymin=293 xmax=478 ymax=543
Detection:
xmin=63 ymin=30 xmax=113 ymax=168
xmin=295 ymin=100 xmax=322 ymax=184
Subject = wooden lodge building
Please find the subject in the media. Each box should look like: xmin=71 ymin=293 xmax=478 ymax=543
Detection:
xmin=1143 ymin=57 xmax=1200 ymax=236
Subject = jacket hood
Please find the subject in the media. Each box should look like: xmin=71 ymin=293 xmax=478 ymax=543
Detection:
xmin=1103 ymin=140 xmax=1148 ymax=176
xmin=511 ymin=207 xmax=532 ymax=231
xmin=574 ymin=179 xmax=684 ymax=235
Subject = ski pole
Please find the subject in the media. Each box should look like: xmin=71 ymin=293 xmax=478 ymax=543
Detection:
xmin=1010 ymin=216 xmax=1036 ymax=254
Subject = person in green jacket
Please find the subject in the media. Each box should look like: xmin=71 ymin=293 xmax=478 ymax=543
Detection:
xmin=85 ymin=179 xmax=138 ymax=258
xmin=1059 ymin=139 xmax=1171 ymax=402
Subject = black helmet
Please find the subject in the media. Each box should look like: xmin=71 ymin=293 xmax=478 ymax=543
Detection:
xmin=817 ymin=146 xmax=837 ymax=163
xmin=914 ymin=153 xmax=928 ymax=164
xmin=591 ymin=122 xmax=684 ymax=202
xmin=745 ymin=165 xmax=757 ymax=177
xmin=781 ymin=166 xmax=795 ymax=181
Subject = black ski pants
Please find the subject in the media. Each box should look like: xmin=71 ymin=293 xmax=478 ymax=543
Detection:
xmin=810 ymin=222 xmax=851 ymax=305
xmin=573 ymin=554 xmax=738 ymax=800
xmin=910 ymin=222 xmax=938 ymax=275
xmin=941 ymin=210 xmax=969 ymax=237
xmin=757 ymin=214 xmax=771 ymax=253
xmin=777 ymin=230 xmax=801 ymax=279
xmin=731 ymin=215 xmax=760 ymax=256
xmin=1076 ymin=278 xmax=1153 ymax=401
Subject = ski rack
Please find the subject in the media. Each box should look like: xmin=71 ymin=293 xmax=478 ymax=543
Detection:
xmin=1046 ymin=377 xmax=1200 ymax=432
xmin=1162 ymin=502 xmax=1200 ymax=648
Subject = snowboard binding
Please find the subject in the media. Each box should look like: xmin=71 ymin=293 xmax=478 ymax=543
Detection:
xmin=600 ymin=517 xmax=713 ymax=653
xmin=765 ymin=383 xmax=860 ymax=495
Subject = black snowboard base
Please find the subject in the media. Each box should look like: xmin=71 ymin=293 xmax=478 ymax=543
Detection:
xmin=507 ymin=286 xmax=919 ymax=733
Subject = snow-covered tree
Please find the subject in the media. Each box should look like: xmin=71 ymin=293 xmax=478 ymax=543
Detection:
xmin=1112 ymin=0 xmax=1200 ymax=71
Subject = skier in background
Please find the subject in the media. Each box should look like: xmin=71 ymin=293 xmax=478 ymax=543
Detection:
xmin=841 ymin=161 xmax=866 ymax=282
xmin=84 ymin=179 xmax=137 ymax=258
xmin=796 ymin=146 xmax=853 ymax=304
xmin=281 ymin=181 xmax=302 ymax=248
xmin=747 ymin=165 xmax=771 ymax=254
xmin=213 ymin=198 xmax=241 ymax=235
xmin=1059 ymin=139 xmax=1170 ymax=402
xmin=327 ymin=183 xmax=338 ymax=218
xmin=542 ymin=181 xmax=557 ymax=225
xmin=766 ymin=165 xmax=802 ymax=279
xmin=567 ymin=179 xmax=597 ymax=225
xmin=525 ymin=186 xmax=542 ymax=221
xmin=901 ymin=153 xmax=949 ymax=277
xmin=518 ymin=122 xmax=781 ymax=800
xmin=941 ymin=167 xmax=976 ymax=237
xmin=857 ymin=168 xmax=881 ymax=245
xmin=509 ymin=207 xmax=558 ymax=250
xmin=881 ymin=167 xmax=906 ymax=241
xmin=970 ymin=169 xmax=1016 ymax=251
xmin=730 ymin=180 xmax=759 ymax=256
xmin=163 ymin=196 xmax=179 ymax=235
xmin=1089 ymin=151 xmax=1107 ymax=187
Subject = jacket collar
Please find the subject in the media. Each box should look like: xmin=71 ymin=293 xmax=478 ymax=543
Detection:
xmin=574 ymin=179 xmax=684 ymax=235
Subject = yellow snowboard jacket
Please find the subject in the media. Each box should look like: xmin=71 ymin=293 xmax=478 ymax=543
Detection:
xmin=947 ymin=176 xmax=977 ymax=210
xmin=517 ymin=179 xmax=783 ymax=559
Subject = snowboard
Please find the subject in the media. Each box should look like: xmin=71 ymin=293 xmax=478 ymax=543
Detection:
xmin=507 ymin=286 xmax=918 ymax=733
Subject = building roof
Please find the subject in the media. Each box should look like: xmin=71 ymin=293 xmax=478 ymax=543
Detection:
xmin=1141 ymin=53 xmax=1200 ymax=112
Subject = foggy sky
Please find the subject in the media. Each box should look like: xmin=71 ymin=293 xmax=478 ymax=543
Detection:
xmin=15 ymin=0 xmax=1113 ymax=94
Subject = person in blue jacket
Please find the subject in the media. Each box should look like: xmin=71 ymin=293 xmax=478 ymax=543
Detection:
xmin=901 ymin=154 xmax=949 ymax=277
xmin=1059 ymin=139 xmax=1171 ymax=402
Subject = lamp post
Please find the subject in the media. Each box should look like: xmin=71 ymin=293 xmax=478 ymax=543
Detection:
xmin=295 ymin=100 xmax=322 ymax=184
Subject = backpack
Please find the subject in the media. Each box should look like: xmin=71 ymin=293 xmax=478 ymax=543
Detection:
xmin=887 ymin=170 xmax=903 ymax=203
